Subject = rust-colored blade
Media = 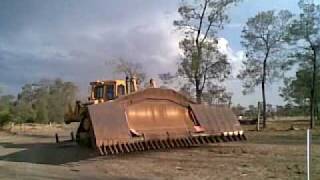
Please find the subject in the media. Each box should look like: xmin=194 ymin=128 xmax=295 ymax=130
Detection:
xmin=88 ymin=102 xmax=130 ymax=147
xmin=190 ymin=104 xmax=242 ymax=134
xmin=125 ymin=100 xmax=192 ymax=140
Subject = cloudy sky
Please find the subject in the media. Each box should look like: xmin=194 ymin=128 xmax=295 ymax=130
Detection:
xmin=0 ymin=0 xmax=302 ymax=106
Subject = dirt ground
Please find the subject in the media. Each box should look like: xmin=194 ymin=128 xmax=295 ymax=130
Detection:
xmin=0 ymin=121 xmax=319 ymax=180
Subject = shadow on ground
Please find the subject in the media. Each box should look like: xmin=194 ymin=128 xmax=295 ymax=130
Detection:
xmin=0 ymin=141 xmax=97 ymax=165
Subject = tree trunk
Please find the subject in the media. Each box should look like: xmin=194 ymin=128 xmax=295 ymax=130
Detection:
xmin=196 ymin=90 xmax=202 ymax=104
xmin=310 ymin=48 xmax=317 ymax=128
xmin=195 ymin=79 xmax=202 ymax=104
xmin=261 ymin=77 xmax=267 ymax=128
xmin=262 ymin=56 xmax=268 ymax=128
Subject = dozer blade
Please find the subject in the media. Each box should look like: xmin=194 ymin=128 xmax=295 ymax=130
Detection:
xmin=81 ymin=88 xmax=245 ymax=155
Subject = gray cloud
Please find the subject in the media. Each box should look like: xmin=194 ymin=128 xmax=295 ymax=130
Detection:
xmin=0 ymin=0 xmax=180 ymax=95
xmin=0 ymin=0 xmax=300 ymax=106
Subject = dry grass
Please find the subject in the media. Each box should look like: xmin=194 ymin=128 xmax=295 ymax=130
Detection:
xmin=0 ymin=120 xmax=319 ymax=179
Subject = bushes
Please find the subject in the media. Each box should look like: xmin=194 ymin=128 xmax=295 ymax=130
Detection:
xmin=0 ymin=78 xmax=78 ymax=125
xmin=0 ymin=111 xmax=12 ymax=126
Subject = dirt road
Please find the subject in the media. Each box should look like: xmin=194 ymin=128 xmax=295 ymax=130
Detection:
xmin=0 ymin=124 xmax=319 ymax=180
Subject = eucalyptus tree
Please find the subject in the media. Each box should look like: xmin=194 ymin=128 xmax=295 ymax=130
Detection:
xmin=174 ymin=0 xmax=239 ymax=103
xmin=286 ymin=0 xmax=320 ymax=128
xmin=238 ymin=10 xmax=293 ymax=128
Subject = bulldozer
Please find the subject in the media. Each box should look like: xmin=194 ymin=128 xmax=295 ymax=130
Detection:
xmin=64 ymin=76 xmax=245 ymax=155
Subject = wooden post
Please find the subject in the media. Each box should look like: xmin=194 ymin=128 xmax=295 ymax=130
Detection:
xmin=55 ymin=133 xmax=60 ymax=143
xmin=71 ymin=132 xmax=75 ymax=141
xmin=257 ymin=102 xmax=261 ymax=131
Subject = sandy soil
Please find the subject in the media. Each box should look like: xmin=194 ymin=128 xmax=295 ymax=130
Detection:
xmin=0 ymin=122 xmax=319 ymax=180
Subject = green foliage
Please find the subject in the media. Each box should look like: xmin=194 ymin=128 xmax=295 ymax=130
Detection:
xmin=173 ymin=0 xmax=239 ymax=103
xmin=11 ymin=102 xmax=35 ymax=123
xmin=281 ymin=67 xmax=320 ymax=106
xmin=275 ymin=104 xmax=308 ymax=117
xmin=238 ymin=10 xmax=293 ymax=94
xmin=0 ymin=95 xmax=14 ymax=126
xmin=9 ymin=78 xmax=78 ymax=124
xmin=283 ymin=0 xmax=320 ymax=127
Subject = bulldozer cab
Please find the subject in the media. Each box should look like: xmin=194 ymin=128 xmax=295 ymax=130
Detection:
xmin=90 ymin=80 xmax=126 ymax=102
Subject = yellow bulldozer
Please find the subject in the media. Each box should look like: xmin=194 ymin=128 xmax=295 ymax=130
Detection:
xmin=64 ymin=76 xmax=245 ymax=155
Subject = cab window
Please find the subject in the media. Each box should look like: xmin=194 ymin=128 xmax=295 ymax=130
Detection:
xmin=117 ymin=85 xmax=125 ymax=96
xmin=94 ymin=86 xmax=104 ymax=99
xmin=106 ymin=84 xmax=114 ymax=100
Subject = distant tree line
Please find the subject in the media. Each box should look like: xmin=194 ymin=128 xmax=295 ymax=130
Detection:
xmin=232 ymin=103 xmax=310 ymax=120
xmin=0 ymin=79 xmax=77 ymax=126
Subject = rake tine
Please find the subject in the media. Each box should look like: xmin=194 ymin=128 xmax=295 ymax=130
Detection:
xmin=109 ymin=145 xmax=115 ymax=155
xmin=161 ymin=140 xmax=167 ymax=149
xmin=170 ymin=139 xmax=176 ymax=148
xmin=205 ymin=136 xmax=211 ymax=144
xmin=132 ymin=143 xmax=138 ymax=151
xmin=232 ymin=135 xmax=237 ymax=141
xmin=138 ymin=141 xmax=145 ymax=151
xmin=120 ymin=144 xmax=127 ymax=153
xmin=98 ymin=145 xmax=104 ymax=155
xmin=182 ymin=138 xmax=190 ymax=147
xmin=157 ymin=140 xmax=163 ymax=149
xmin=188 ymin=138 xmax=194 ymax=146
xmin=180 ymin=138 xmax=186 ymax=147
xmin=165 ymin=139 xmax=171 ymax=148
xmin=174 ymin=139 xmax=181 ymax=147
xmin=100 ymin=146 xmax=105 ymax=156
xmin=160 ymin=140 xmax=167 ymax=149
xmin=222 ymin=135 xmax=228 ymax=142
xmin=178 ymin=139 xmax=185 ymax=147
xmin=156 ymin=140 xmax=162 ymax=149
xmin=104 ymin=145 xmax=110 ymax=155
xmin=150 ymin=140 xmax=157 ymax=150
xmin=124 ymin=143 xmax=130 ymax=153
xmin=227 ymin=135 xmax=232 ymax=142
xmin=208 ymin=136 xmax=215 ymax=143
xmin=129 ymin=143 xmax=135 ymax=152
xmin=202 ymin=136 xmax=208 ymax=144
xmin=141 ymin=141 xmax=147 ymax=150
xmin=200 ymin=136 xmax=206 ymax=144
xmin=114 ymin=144 xmax=120 ymax=154
xmin=164 ymin=139 xmax=171 ymax=148
xmin=167 ymin=139 xmax=173 ymax=148
xmin=242 ymin=134 xmax=247 ymax=140
xmin=183 ymin=138 xmax=190 ymax=147
xmin=187 ymin=137 xmax=194 ymax=145
xmin=118 ymin=144 xmax=124 ymax=153
xmin=214 ymin=136 xmax=220 ymax=143
xmin=105 ymin=145 xmax=111 ymax=155
xmin=190 ymin=137 xmax=197 ymax=145
xmin=138 ymin=142 xmax=144 ymax=151
xmin=134 ymin=142 xmax=141 ymax=151
xmin=145 ymin=141 xmax=151 ymax=150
